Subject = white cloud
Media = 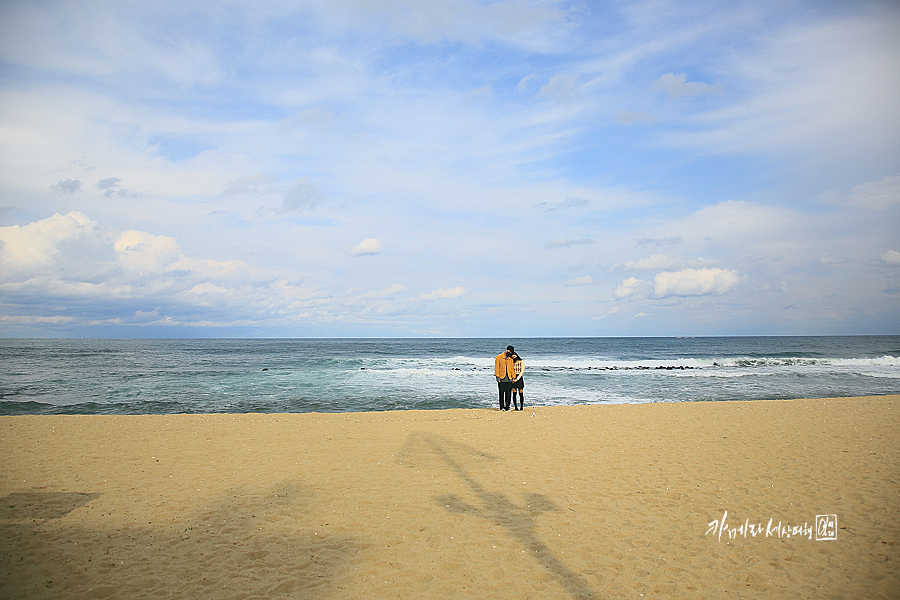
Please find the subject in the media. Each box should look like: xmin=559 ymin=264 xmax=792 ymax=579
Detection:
xmin=50 ymin=178 xmax=81 ymax=194
xmin=637 ymin=237 xmax=683 ymax=247
xmin=545 ymin=238 xmax=594 ymax=249
xmin=94 ymin=176 xmax=139 ymax=198
xmin=616 ymin=110 xmax=658 ymax=124
xmin=421 ymin=286 xmax=466 ymax=301
xmin=344 ymin=284 xmax=409 ymax=317
xmin=653 ymin=73 xmax=724 ymax=99
xmin=95 ymin=177 xmax=120 ymax=191
xmin=278 ymin=177 xmax=322 ymax=213
xmin=610 ymin=254 xmax=717 ymax=272
xmin=0 ymin=211 xmax=327 ymax=328
xmin=849 ymin=175 xmax=900 ymax=210
xmin=366 ymin=0 xmax=568 ymax=48
xmin=653 ymin=268 xmax=739 ymax=298
xmin=613 ymin=277 xmax=643 ymax=300
xmin=536 ymin=197 xmax=590 ymax=212
xmin=817 ymin=255 xmax=848 ymax=266
xmin=536 ymin=74 xmax=579 ymax=103
xmin=221 ymin=173 xmax=276 ymax=196
xmin=880 ymin=250 xmax=900 ymax=266
xmin=751 ymin=281 xmax=788 ymax=293
xmin=352 ymin=238 xmax=384 ymax=256
xmin=114 ymin=229 xmax=181 ymax=275
xmin=0 ymin=212 xmax=263 ymax=291
xmin=657 ymin=14 xmax=900 ymax=165
xmin=517 ymin=73 xmax=539 ymax=91
xmin=0 ymin=211 xmax=98 ymax=278
xmin=564 ymin=275 xmax=593 ymax=287
xmin=370 ymin=283 xmax=406 ymax=298
xmin=670 ymin=201 xmax=800 ymax=249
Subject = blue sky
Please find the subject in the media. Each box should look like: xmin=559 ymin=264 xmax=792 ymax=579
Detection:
xmin=0 ymin=0 xmax=898 ymax=337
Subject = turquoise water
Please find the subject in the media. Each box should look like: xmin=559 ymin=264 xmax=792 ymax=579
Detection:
xmin=1 ymin=337 xmax=898 ymax=415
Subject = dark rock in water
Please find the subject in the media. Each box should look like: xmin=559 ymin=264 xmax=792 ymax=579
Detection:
xmin=262 ymin=368 xmax=269 ymax=371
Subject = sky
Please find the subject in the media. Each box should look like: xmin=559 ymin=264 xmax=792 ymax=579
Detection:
xmin=0 ymin=0 xmax=898 ymax=338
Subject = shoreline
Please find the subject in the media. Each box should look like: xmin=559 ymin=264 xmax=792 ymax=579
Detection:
xmin=2 ymin=395 xmax=898 ymax=598
xmin=6 ymin=391 xmax=900 ymax=417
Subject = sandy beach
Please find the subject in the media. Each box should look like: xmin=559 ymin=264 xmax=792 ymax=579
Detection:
xmin=1 ymin=395 xmax=898 ymax=599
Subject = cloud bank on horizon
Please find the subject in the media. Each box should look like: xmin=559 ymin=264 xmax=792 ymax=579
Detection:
xmin=0 ymin=0 xmax=898 ymax=337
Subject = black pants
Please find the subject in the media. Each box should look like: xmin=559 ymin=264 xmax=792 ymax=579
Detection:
xmin=512 ymin=389 xmax=524 ymax=410
xmin=512 ymin=378 xmax=524 ymax=410
xmin=497 ymin=380 xmax=513 ymax=410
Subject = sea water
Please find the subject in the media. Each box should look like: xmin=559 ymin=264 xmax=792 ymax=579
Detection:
xmin=0 ymin=337 xmax=897 ymax=415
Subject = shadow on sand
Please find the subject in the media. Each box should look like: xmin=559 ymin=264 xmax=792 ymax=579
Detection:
xmin=398 ymin=432 xmax=596 ymax=599
xmin=0 ymin=491 xmax=101 ymax=521
xmin=0 ymin=483 xmax=355 ymax=599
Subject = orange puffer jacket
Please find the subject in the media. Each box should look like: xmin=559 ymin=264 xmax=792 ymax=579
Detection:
xmin=494 ymin=352 xmax=516 ymax=380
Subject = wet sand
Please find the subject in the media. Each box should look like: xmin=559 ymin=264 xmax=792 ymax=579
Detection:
xmin=1 ymin=395 xmax=898 ymax=599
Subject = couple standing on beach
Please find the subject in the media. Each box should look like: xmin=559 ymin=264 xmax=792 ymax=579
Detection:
xmin=495 ymin=345 xmax=525 ymax=411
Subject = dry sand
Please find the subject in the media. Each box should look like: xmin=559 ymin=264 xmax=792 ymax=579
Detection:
xmin=1 ymin=395 xmax=898 ymax=599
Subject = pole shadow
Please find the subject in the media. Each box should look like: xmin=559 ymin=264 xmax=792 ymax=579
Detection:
xmin=397 ymin=432 xmax=596 ymax=599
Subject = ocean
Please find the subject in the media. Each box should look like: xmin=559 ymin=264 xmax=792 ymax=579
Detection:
xmin=1 ymin=337 xmax=898 ymax=415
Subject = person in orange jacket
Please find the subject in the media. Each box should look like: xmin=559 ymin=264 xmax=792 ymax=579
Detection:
xmin=494 ymin=345 xmax=516 ymax=411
